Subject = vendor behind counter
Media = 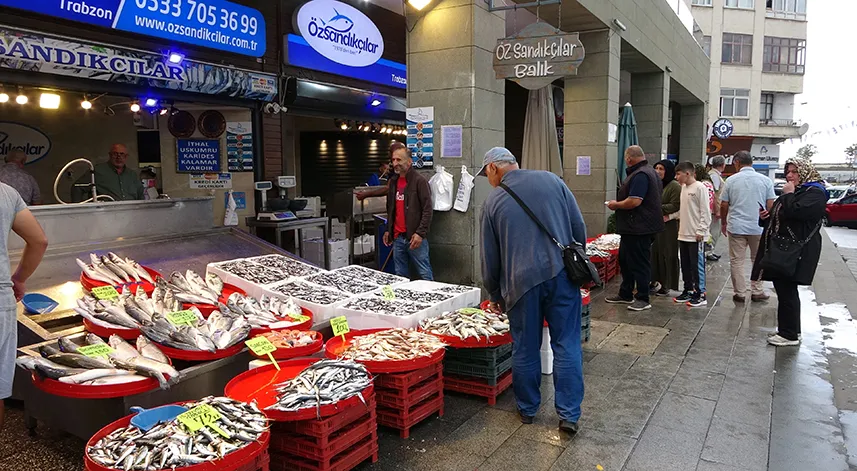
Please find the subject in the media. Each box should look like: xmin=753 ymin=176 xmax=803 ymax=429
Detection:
xmin=72 ymin=144 xmax=144 ymax=202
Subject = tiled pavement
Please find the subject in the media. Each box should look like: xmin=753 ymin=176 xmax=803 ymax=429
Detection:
xmin=7 ymin=230 xmax=857 ymax=470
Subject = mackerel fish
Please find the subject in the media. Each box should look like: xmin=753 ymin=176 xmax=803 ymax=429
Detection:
xmin=337 ymin=328 xmax=447 ymax=362
xmin=266 ymin=360 xmax=371 ymax=417
xmin=419 ymin=309 xmax=510 ymax=341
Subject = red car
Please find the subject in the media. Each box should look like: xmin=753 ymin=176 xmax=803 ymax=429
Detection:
xmin=825 ymin=194 xmax=857 ymax=227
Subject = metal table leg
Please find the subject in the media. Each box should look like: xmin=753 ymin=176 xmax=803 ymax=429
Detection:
xmin=275 ymin=228 xmax=282 ymax=248
xmin=297 ymin=228 xmax=303 ymax=259
xmin=323 ymin=223 xmax=330 ymax=270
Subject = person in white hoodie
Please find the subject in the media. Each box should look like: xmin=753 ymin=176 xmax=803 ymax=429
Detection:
xmin=674 ymin=162 xmax=711 ymax=307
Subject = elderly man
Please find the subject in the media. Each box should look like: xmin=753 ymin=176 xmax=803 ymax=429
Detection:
xmin=480 ymin=147 xmax=586 ymax=433
xmin=606 ymin=145 xmax=664 ymax=311
xmin=720 ymin=151 xmax=776 ymax=302
xmin=706 ymin=155 xmax=727 ymax=261
xmin=73 ymin=144 xmax=144 ymax=202
xmin=382 ymin=143 xmax=434 ymax=280
xmin=0 ymin=150 xmax=40 ymax=205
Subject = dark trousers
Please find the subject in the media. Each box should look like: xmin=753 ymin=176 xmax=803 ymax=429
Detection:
xmin=619 ymin=234 xmax=655 ymax=303
xmin=773 ymin=280 xmax=800 ymax=340
xmin=679 ymin=241 xmax=701 ymax=294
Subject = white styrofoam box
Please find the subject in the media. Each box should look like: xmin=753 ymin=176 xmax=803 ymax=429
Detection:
xmin=303 ymin=239 xmax=350 ymax=270
xmin=331 ymin=220 xmax=347 ymax=239
xmin=302 ymin=227 xmax=324 ymax=241
xmin=245 ymin=254 xmax=326 ymax=279
xmin=205 ymin=259 xmax=270 ymax=299
xmin=399 ymin=280 xmax=482 ymax=311
xmin=335 ymin=298 xmax=434 ymax=331
xmin=353 ymin=234 xmax=375 ymax=256
xmin=264 ymin=280 xmax=353 ymax=322
xmin=541 ymin=326 xmax=551 ymax=352
xmin=328 ymin=257 xmax=348 ymax=270
xmin=330 ymin=265 xmax=409 ymax=287
xmin=364 ymin=287 xmax=454 ymax=318
xmin=541 ymin=348 xmax=554 ymax=375
xmin=295 ymin=196 xmax=322 ymax=217
xmin=249 ymin=359 xmax=271 ymax=370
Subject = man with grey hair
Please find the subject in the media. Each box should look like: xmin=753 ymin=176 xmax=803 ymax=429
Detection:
xmin=479 ymin=147 xmax=586 ymax=434
xmin=720 ymin=150 xmax=776 ymax=302
xmin=0 ymin=150 xmax=40 ymax=205
xmin=706 ymin=155 xmax=727 ymax=261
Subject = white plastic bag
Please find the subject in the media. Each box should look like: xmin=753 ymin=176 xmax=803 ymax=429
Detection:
xmin=454 ymin=166 xmax=474 ymax=213
xmin=224 ymin=190 xmax=239 ymax=226
xmin=429 ymin=165 xmax=454 ymax=212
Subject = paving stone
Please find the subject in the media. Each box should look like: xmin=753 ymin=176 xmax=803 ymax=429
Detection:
xmin=681 ymin=346 xmax=732 ymax=375
xmin=511 ymin=403 xmax=574 ymax=448
xmin=701 ymin=417 xmax=769 ymax=470
xmin=584 ymin=352 xmax=638 ymax=378
xmin=629 ymin=352 xmax=684 ymax=376
xmin=649 ymin=392 xmax=716 ymax=434
xmin=587 ymin=320 xmax=620 ymax=349
xmin=580 ymin=374 xmax=618 ymax=412
xmin=444 ymin=408 xmax=522 ymax=458
xmin=477 ymin=435 xmax=563 ymax=471
xmin=549 ymin=428 xmax=636 ymax=471
xmin=624 ymin=424 xmax=705 ymax=471
xmin=668 ymin=367 xmax=725 ymax=401
xmin=583 ymin=394 xmax=658 ymax=439
xmin=695 ymin=459 xmax=748 ymax=471
xmin=713 ymin=375 xmax=773 ymax=427
xmin=597 ymin=323 xmax=670 ymax=356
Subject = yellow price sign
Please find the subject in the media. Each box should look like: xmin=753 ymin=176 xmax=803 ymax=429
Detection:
xmin=245 ymin=336 xmax=280 ymax=371
xmin=381 ymin=285 xmax=395 ymax=300
xmin=91 ymin=286 xmax=120 ymax=300
xmin=288 ymin=313 xmax=311 ymax=323
xmin=167 ymin=310 xmax=198 ymax=326
xmin=177 ymin=404 xmax=229 ymax=438
xmin=77 ymin=344 xmax=114 ymax=358
xmin=330 ymin=316 xmax=350 ymax=337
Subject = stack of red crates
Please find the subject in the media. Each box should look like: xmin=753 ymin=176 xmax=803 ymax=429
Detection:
xmin=443 ymin=343 xmax=513 ymax=406
xmin=374 ymin=361 xmax=444 ymax=439
xmin=268 ymin=393 xmax=378 ymax=471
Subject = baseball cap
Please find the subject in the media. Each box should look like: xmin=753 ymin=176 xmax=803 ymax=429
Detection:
xmin=477 ymin=147 xmax=518 ymax=177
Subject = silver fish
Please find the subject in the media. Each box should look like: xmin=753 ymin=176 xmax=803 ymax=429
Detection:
xmin=125 ymin=257 xmax=155 ymax=284
xmin=58 ymin=368 xmax=137 ymax=384
xmin=267 ymin=360 xmax=371 ymax=416
xmin=77 ymin=258 xmax=119 ymax=285
xmin=206 ymin=273 xmax=224 ymax=295
xmin=136 ymin=336 xmax=169 ymax=364
xmin=16 ymin=356 xmax=87 ymax=380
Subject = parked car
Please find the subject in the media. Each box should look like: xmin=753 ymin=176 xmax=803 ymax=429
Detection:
xmin=774 ymin=179 xmax=786 ymax=196
xmin=827 ymin=185 xmax=851 ymax=204
xmin=825 ymin=194 xmax=857 ymax=227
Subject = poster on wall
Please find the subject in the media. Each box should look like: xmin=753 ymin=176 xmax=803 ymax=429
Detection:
xmin=406 ymin=107 xmax=434 ymax=168
xmin=189 ymin=173 xmax=232 ymax=190
xmin=226 ymin=122 xmax=254 ymax=172
xmin=177 ymin=139 xmax=222 ymax=173
xmin=441 ymin=126 xmax=462 ymax=158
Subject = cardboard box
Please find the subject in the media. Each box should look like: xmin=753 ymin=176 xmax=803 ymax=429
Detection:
xmin=331 ymin=220 xmax=347 ymax=239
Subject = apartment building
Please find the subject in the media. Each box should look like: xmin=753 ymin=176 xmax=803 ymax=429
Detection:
xmin=692 ymin=0 xmax=807 ymax=177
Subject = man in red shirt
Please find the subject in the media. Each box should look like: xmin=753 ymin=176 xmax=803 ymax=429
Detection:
xmin=383 ymin=143 xmax=434 ymax=280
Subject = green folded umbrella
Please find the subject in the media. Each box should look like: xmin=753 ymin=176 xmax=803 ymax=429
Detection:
xmin=617 ymin=102 xmax=639 ymax=188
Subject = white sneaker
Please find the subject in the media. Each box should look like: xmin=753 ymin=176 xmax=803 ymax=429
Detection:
xmin=768 ymin=332 xmax=802 ymax=340
xmin=767 ymin=334 xmax=800 ymax=347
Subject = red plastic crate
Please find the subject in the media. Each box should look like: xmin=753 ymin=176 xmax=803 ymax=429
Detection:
xmin=271 ymin=412 xmax=376 ymax=462
xmin=236 ymin=452 xmax=270 ymax=471
xmin=376 ymin=373 xmax=443 ymax=411
xmin=444 ymin=370 xmax=513 ymax=406
xmin=377 ymin=391 xmax=444 ymax=439
xmin=373 ymin=361 xmax=443 ymax=391
xmin=269 ymin=434 xmax=379 ymax=471
xmin=272 ymin=394 xmax=376 ymax=439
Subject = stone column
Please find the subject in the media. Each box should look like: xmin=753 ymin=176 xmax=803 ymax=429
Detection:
xmin=631 ymin=72 xmax=670 ymax=161
xmin=407 ymin=0 xmax=505 ymax=285
xmin=680 ymin=103 xmax=708 ymax=163
xmin=562 ymin=30 xmax=621 ymax=237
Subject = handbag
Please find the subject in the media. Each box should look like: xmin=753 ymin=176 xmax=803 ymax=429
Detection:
xmin=760 ymin=219 xmax=822 ymax=278
xmin=500 ymin=183 xmax=601 ymax=286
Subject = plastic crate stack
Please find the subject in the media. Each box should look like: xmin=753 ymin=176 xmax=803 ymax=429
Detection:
xmin=268 ymin=392 xmax=378 ymax=471
xmin=443 ymin=342 xmax=514 ymax=406
xmin=582 ymin=290 xmax=591 ymax=342
xmin=374 ymin=362 xmax=445 ymax=439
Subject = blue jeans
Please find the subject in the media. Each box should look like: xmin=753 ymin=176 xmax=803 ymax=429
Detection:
xmin=393 ymin=235 xmax=434 ymax=280
xmin=508 ymin=270 xmax=584 ymax=422
xmin=697 ymin=243 xmax=706 ymax=294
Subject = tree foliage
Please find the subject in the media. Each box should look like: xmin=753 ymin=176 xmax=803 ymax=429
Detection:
xmin=796 ymin=144 xmax=818 ymax=161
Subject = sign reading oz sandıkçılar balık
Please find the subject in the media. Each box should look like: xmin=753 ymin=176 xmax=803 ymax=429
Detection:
xmin=493 ymin=22 xmax=585 ymax=90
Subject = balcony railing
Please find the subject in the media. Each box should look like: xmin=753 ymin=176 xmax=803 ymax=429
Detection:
xmin=759 ymin=119 xmax=801 ymax=127
xmin=766 ymin=10 xmax=807 ymax=21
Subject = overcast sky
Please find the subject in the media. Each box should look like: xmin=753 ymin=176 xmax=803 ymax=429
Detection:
xmin=780 ymin=0 xmax=857 ymax=164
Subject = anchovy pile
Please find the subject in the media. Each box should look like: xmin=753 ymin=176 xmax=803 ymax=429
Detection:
xmin=331 ymin=265 xmax=409 ymax=287
xmin=139 ymin=307 xmax=250 ymax=352
xmin=161 ymin=271 xmax=224 ymax=305
xmin=16 ymin=334 xmax=180 ymax=389
xmin=420 ymin=309 xmax=510 ymax=340
xmin=340 ymin=297 xmax=431 ymax=317
xmin=338 ymin=328 xmax=446 ymax=361
xmin=371 ymin=288 xmax=452 ymax=305
xmin=211 ymin=260 xmax=285 ymax=286
xmin=269 ymin=281 xmax=350 ymax=305
xmin=86 ymin=396 xmax=267 ymax=470
xmin=225 ymin=292 xmax=306 ymax=329
xmin=590 ymin=233 xmax=621 ymax=251
xmin=585 ymin=246 xmax=611 ymax=258
xmin=245 ymin=254 xmax=324 ymax=278
xmin=76 ymin=253 xmax=156 ymax=286
xmin=304 ymin=272 xmax=379 ymax=295
xmin=433 ymin=284 xmax=477 ymax=295
xmin=267 ymin=360 xmax=371 ymax=415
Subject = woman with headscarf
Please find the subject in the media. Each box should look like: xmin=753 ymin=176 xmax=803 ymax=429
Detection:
xmin=752 ymin=157 xmax=828 ymax=347
xmin=650 ymin=160 xmax=681 ymax=296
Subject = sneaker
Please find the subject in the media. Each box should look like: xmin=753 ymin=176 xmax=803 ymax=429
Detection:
xmin=733 ymin=294 xmax=746 ymax=303
xmin=655 ymin=288 xmax=671 ymax=297
xmin=687 ymin=294 xmax=707 ymax=307
xmin=628 ymin=299 xmax=652 ymax=311
xmin=558 ymin=420 xmax=580 ymax=434
xmin=706 ymin=254 xmax=721 ymax=262
xmin=674 ymin=291 xmax=692 ymax=303
xmin=768 ymin=332 xmax=802 ymax=340
xmin=605 ymin=295 xmax=634 ymax=304
xmin=751 ymin=292 xmax=770 ymax=302
xmin=767 ymin=334 xmax=800 ymax=347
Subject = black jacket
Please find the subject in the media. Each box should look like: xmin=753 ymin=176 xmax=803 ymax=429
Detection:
xmin=752 ymin=185 xmax=827 ymax=285
xmin=616 ymin=160 xmax=665 ymax=236
xmin=386 ymin=167 xmax=433 ymax=239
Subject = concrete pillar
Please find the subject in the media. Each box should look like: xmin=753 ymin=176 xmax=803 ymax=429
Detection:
xmin=562 ymin=30 xmax=621 ymax=237
xmin=680 ymin=103 xmax=708 ymax=164
xmin=631 ymin=72 xmax=670 ymax=161
xmin=407 ymin=0 xmax=505 ymax=285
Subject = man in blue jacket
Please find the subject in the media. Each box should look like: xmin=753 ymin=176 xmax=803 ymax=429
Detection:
xmin=479 ymin=147 xmax=587 ymax=434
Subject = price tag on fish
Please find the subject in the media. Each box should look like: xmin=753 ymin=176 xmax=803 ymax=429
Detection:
xmin=245 ymin=336 xmax=281 ymax=371
xmin=167 ymin=310 xmax=198 ymax=326
xmin=177 ymin=404 xmax=229 ymax=438
xmin=90 ymin=286 xmax=120 ymax=300
xmin=331 ymin=316 xmax=350 ymax=338
xmin=381 ymin=285 xmax=396 ymax=300
xmin=76 ymin=344 xmax=115 ymax=358
xmin=288 ymin=313 xmax=311 ymax=323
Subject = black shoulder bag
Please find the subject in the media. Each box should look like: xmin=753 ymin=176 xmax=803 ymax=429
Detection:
xmin=760 ymin=219 xmax=822 ymax=278
xmin=500 ymin=183 xmax=601 ymax=286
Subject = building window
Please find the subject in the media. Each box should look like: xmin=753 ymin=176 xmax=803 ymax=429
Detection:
xmin=692 ymin=0 xmax=713 ymax=5
xmin=763 ymin=37 xmax=806 ymax=74
xmin=722 ymin=33 xmax=753 ymax=65
xmin=721 ymin=88 xmax=751 ymax=118
xmin=760 ymin=93 xmax=774 ymax=121
xmin=703 ymin=36 xmax=712 ymax=57
xmin=766 ymin=0 xmax=807 ymax=20
xmin=725 ymin=0 xmax=754 ymax=8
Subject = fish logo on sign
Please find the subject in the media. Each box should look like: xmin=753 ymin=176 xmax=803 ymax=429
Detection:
xmin=321 ymin=9 xmax=354 ymax=33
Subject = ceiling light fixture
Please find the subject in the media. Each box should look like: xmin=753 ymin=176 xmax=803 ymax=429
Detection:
xmin=130 ymin=102 xmax=141 ymax=113
xmin=39 ymin=92 xmax=60 ymax=109
xmin=370 ymin=99 xmax=382 ymax=107
xmin=0 ymin=93 xmax=8 ymax=103
xmin=16 ymin=87 xmax=27 ymax=105
xmin=81 ymin=97 xmax=92 ymax=109
xmin=159 ymin=108 xmax=169 ymax=115
xmin=341 ymin=122 xmax=348 ymax=130
xmin=145 ymin=98 xmax=158 ymax=107
xmin=167 ymin=52 xmax=185 ymax=64
xmin=380 ymin=126 xmax=387 ymax=133
xmin=408 ymin=0 xmax=432 ymax=11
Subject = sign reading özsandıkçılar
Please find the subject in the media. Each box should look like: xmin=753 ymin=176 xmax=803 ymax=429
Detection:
xmin=177 ymin=139 xmax=221 ymax=173
xmin=0 ymin=0 xmax=266 ymax=57
xmin=493 ymin=22 xmax=585 ymax=91
xmin=0 ymin=27 xmax=277 ymax=101
xmin=0 ymin=122 xmax=51 ymax=165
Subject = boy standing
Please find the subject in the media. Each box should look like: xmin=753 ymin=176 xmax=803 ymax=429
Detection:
xmin=674 ymin=162 xmax=711 ymax=307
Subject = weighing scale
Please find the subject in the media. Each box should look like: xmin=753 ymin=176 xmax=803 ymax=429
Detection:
xmin=255 ymin=179 xmax=299 ymax=221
